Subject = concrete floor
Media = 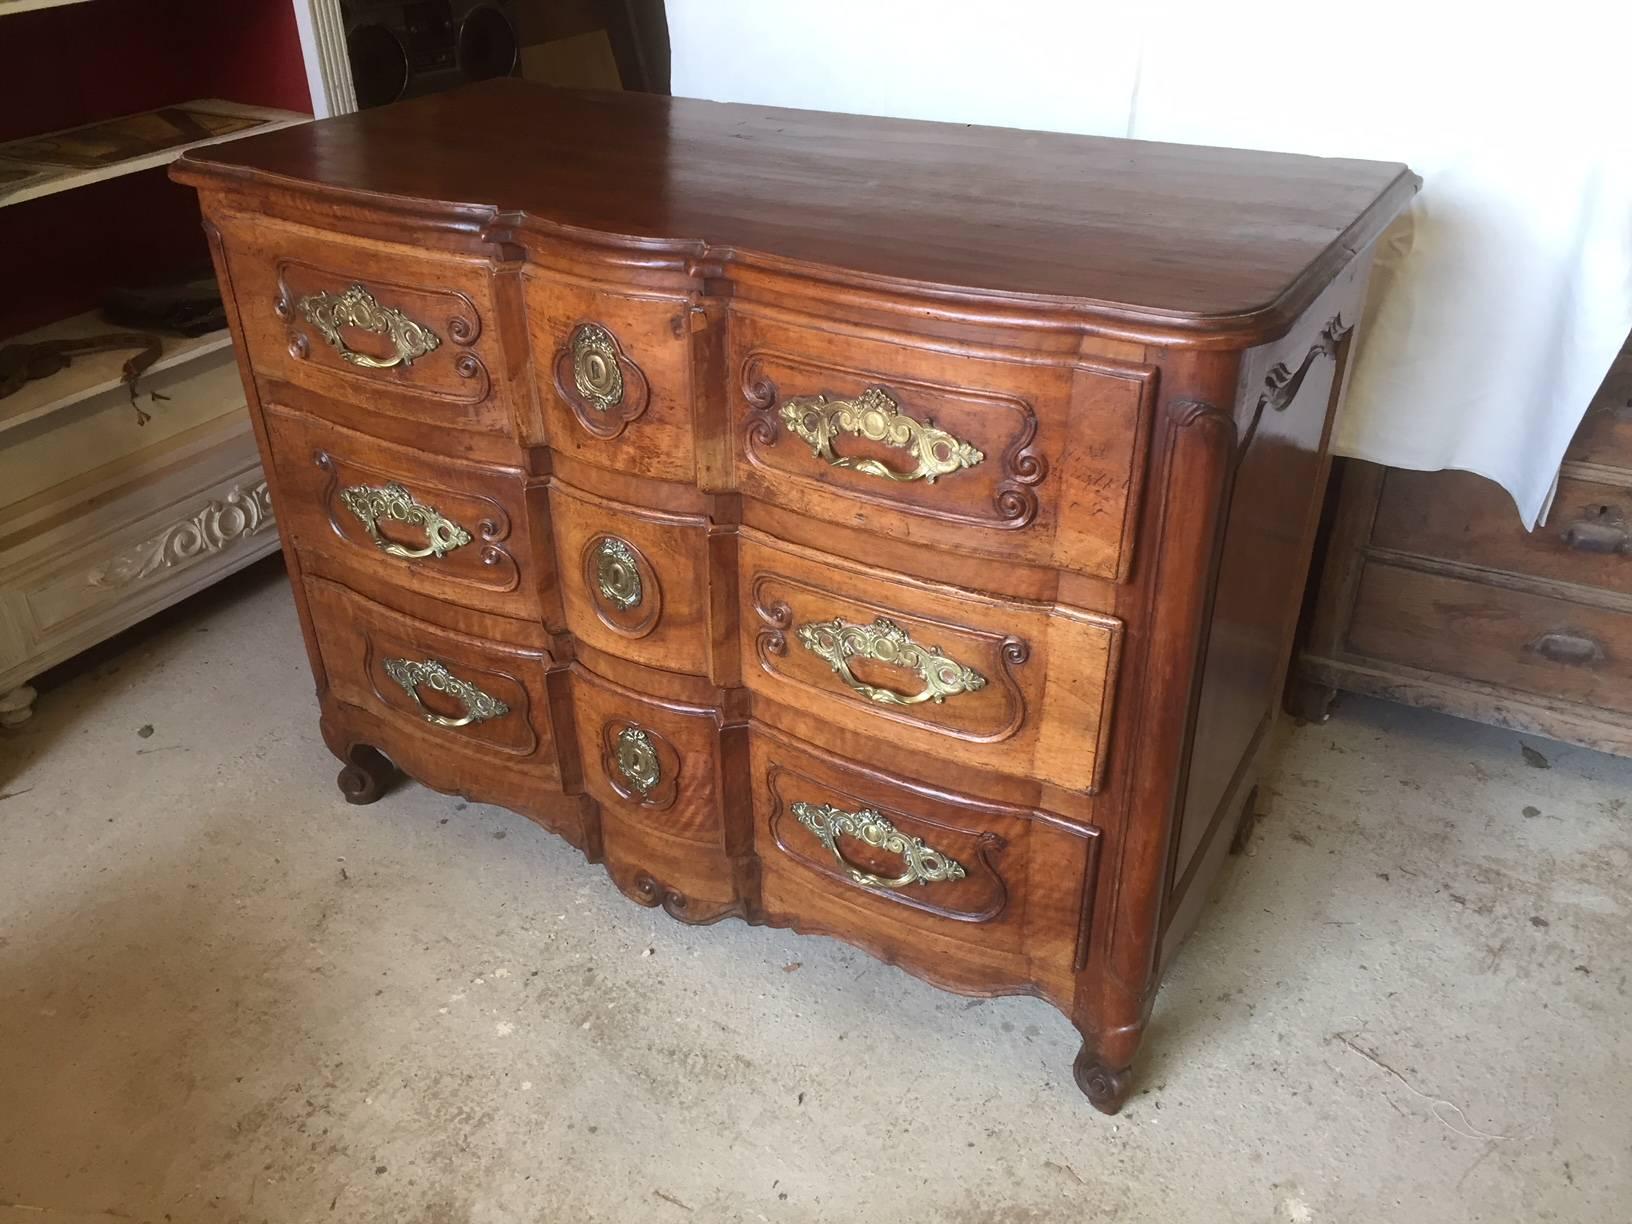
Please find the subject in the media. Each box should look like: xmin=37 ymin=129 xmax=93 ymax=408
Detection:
xmin=1 ymin=560 xmax=1628 ymax=1224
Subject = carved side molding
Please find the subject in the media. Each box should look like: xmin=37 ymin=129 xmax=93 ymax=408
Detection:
xmin=89 ymin=482 xmax=275 ymax=589
xmin=1238 ymin=314 xmax=1352 ymax=457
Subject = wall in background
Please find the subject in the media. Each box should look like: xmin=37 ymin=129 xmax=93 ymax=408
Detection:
xmin=665 ymin=0 xmax=1632 ymax=532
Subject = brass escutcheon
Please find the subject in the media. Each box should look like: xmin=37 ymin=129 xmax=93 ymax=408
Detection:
xmin=594 ymin=536 xmax=643 ymax=610
xmin=614 ymin=726 xmax=661 ymax=794
xmin=572 ymin=324 xmax=623 ymax=410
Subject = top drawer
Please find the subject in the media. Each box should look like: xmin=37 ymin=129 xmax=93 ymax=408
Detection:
xmin=215 ymin=215 xmax=513 ymax=436
xmin=730 ymin=306 xmax=1154 ymax=581
xmin=1373 ymin=467 xmax=1632 ymax=598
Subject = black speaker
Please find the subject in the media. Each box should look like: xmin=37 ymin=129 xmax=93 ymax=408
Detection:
xmin=342 ymin=0 xmax=520 ymax=110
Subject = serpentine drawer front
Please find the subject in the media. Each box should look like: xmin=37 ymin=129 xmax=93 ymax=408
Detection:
xmin=732 ymin=306 xmax=1154 ymax=581
xmin=264 ymin=405 xmax=546 ymax=622
xmin=174 ymin=80 xmax=1414 ymax=1113
xmin=215 ymin=215 xmax=512 ymax=437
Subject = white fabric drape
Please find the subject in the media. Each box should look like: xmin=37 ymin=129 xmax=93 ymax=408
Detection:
xmin=666 ymin=1 xmax=1632 ymax=527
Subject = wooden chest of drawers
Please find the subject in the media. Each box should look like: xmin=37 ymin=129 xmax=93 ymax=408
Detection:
xmin=174 ymin=80 xmax=1414 ymax=1112
xmin=1297 ymin=340 xmax=1632 ymax=755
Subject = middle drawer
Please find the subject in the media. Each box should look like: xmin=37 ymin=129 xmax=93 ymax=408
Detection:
xmin=740 ymin=530 xmax=1122 ymax=793
xmin=265 ymin=404 xmax=549 ymax=623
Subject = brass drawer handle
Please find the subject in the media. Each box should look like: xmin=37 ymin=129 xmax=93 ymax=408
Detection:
xmin=572 ymin=324 xmax=624 ymax=410
xmin=1529 ymin=632 xmax=1604 ymax=666
xmin=340 ymin=482 xmax=472 ymax=560
xmin=780 ymin=386 xmax=984 ymax=484
xmin=792 ymin=801 xmax=967 ymax=889
xmin=797 ymin=615 xmax=987 ymax=705
xmin=295 ymin=283 xmax=441 ymax=369
xmin=383 ymin=657 xmax=510 ymax=727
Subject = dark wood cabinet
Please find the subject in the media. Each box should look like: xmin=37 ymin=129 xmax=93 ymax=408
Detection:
xmin=174 ymin=80 xmax=1413 ymax=1112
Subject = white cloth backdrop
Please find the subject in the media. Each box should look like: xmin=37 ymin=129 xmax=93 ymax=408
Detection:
xmin=667 ymin=1 xmax=1632 ymax=528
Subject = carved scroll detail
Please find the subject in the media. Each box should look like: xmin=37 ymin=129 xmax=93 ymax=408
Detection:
xmin=1238 ymin=314 xmax=1352 ymax=457
xmin=89 ymin=482 xmax=275 ymax=589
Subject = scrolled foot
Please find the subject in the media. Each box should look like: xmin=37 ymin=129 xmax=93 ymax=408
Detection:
xmin=336 ymin=744 xmax=396 ymax=805
xmin=1073 ymin=1047 xmax=1133 ymax=1115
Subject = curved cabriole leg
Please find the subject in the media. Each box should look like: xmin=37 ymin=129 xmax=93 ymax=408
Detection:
xmin=336 ymin=744 xmax=396 ymax=805
xmin=1073 ymin=1046 xmax=1133 ymax=1115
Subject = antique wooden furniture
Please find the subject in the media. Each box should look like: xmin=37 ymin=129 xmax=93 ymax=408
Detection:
xmin=173 ymin=80 xmax=1415 ymax=1111
xmin=1296 ymin=338 xmax=1632 ymax=756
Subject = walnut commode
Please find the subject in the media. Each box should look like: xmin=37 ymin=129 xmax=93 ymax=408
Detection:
xmin=175 ymin=80 xmax=1415 ymax=1112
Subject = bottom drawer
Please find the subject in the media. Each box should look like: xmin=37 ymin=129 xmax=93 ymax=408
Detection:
xmin=749 ymin=727 xmax=1098 ymax=1003
xmin=1347 ymin=562 xmax=1632 ymax=712
xmin=570 ymin=664 xmax=741 ymax=920
xmin=305 ymin=576 xmax=569 ymax=790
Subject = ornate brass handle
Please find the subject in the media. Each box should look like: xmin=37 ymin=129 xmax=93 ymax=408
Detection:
xmin=796 ymin=616 xmax=987 ymax=705
xmin=792 ymin=801 xmax=967 ymax=889
xmin=780 ymin=387 xmax=984 ymax=484
xmin=383 ymin=657 xmax=510 ymax=727
xmin=340 ymin=482 xmax=472 ymax=560
xmin=294 ymin=284 xmax=441 ymax=369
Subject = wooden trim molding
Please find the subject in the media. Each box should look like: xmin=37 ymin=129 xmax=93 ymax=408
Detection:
xmin=289 ymin=0 xmax=357 ymax=119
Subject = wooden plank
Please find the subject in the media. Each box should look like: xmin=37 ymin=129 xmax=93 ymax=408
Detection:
xmin=0 ymin=312 xmax=232 ymax=437
xmin=0 ymin=99 xmax=307 ymax=209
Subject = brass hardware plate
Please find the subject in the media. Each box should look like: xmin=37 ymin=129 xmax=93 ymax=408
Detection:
xmin=383 ymin=657 xmax=509 ymax=727
xmin=340 ymin=482 xmax=472 ymax=560
xmin=614 ymin=726 xmax=661 ymax=794
xmin=792 ymin=801 xmax=967 ymax=889
xmin=294 ymin=283 xmax=441 ymax=369
xmin=594 ymin=536 xmax=643 ymax=609
xmin=780 ymin=386 xmax=984 ymax=483
xmin=797 ymin=616 xmax=987 ymax=705
xmin=572 ymin=324 xmax=623 ymax=411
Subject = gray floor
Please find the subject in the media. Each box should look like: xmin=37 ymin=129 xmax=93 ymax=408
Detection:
xmin=2 ymin=561 xmax=1628 ymax=1224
